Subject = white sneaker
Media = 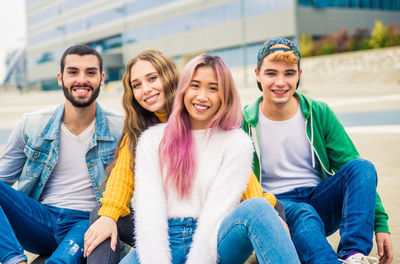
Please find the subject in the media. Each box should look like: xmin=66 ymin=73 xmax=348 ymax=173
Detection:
xmin=341 ymin=253 xmax=378 ymax=264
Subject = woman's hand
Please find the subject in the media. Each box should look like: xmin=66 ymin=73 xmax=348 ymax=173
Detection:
xmin=84 ymin=216 xmax=118 ymax=257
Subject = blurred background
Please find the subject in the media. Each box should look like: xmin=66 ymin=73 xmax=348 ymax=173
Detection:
xmin=0 ymin=0 xmax=399 ymax=262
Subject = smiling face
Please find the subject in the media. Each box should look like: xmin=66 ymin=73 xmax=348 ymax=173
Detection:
xmin=184 ymin=66 xmax=222 ymax=130
xmin=130 ymin=59 xmax=167 ymax=113
xmin=256 ymin=59 xmax=300 ymax=106
xmin=58 ymin=54 xmax=104 ymax=108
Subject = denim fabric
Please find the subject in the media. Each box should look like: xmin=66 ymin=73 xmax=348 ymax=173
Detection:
xmin=87 ymin=205 xmax=135 ymax=264
xmin=276 ymin=159 xmax=377 ymax=264
xmin=217 ymin=198 xmax=299 ymax=264
xmin=120 ymin=198 xmax=299 ymax=264
xmin=0 ymin=180 xmax=89 ymax=264
xmin=0 ymin=102 xmax=123 ymax=201
xmin=0 ymin=102 xmax=123 ymax=263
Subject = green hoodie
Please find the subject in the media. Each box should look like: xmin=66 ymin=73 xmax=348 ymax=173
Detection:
xmin=242 ymin=92 xmax=389 ymax=233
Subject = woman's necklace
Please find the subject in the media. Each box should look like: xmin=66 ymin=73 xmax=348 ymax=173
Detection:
xmin=62 ymin=119 xmax=96 ymax=143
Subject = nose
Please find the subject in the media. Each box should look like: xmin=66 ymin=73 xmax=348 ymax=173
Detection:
xmin=76 ymin=72 xmax=87 ymax=84
xmin=275 ymin=74 xmax=285 ymax=87
xmin=143 ymin=81 xmax=152 ymax=93
xmin=196 ymin=88 xmax=208 ymax=101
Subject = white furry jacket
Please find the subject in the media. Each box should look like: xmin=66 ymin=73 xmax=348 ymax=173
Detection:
xmin=133 ymin=123 xmax=254 ymax=264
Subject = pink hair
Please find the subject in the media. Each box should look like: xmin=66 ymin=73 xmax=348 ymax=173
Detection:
xmin=159 ymin=54 xmax=242 ymax=198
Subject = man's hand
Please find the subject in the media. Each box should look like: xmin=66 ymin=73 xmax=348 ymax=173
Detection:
xmin=376 ymin=232 xmax=393 ymax=264
xmin=84 ymin=216 xmax=118 ymax=257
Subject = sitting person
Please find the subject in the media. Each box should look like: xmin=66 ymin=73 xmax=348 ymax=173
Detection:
xmin=120 ymin=54 xmax=300 ymax=264
xmin=0 ymin=44 xmax=123 ymax=264
xmin=241 ymin=37 xmax=392 ymax=264
xmin=84 ymin=50 xmax=288 ymax=263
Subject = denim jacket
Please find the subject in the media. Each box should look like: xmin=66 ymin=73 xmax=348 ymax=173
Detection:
xmin=0 ymin=102 xmax=124 ymax=202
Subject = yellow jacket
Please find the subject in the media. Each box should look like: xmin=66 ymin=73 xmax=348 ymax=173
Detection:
xmin=99 ymin=113 xmax=276 ymax=221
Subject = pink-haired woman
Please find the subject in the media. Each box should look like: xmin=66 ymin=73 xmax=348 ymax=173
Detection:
xmin=120 ymin=55 xmax=300 ymax=264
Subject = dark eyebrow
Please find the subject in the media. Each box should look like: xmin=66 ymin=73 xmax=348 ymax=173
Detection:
xmin=191 ymin=79 xmax=218 ymax=86
xmin=66 ymin=67 xmax=99 ymax=71
xmin=285 ymin=69 xmax=297 ymax=73
xmin=264 ymin=68 xmax=278 ymax=73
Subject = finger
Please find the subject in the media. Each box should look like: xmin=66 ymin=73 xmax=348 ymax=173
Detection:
xmin=111 ymin=231 xmax=118 ymax=251
xmin=377 ymin=238 xmax=384 ymax=257
xmin=86 ymin=237 xmax=102 ymax=257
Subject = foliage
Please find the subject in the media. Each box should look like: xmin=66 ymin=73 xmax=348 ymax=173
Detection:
xmin=299 ymin=34 xmax=313 ymax=57
xmin=386 ymin=23 xmax=400 ymax=47
xmin=311 ymin=36 xmax=335 ymax=56
xmin=332 ymin=28 xmax=351 ymax=52
xmin=369 ymin=20 xmax=388 ymax=48
xmin=300 ymin=20 xmax=399 ymax=57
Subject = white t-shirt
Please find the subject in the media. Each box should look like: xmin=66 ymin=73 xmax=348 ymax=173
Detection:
xmin=258 ymin=105 xmax=321 ymax=194
xmin=40 ymin=120 xmax=98 ymax=211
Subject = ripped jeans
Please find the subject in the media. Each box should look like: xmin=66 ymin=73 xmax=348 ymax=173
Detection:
xmin=0 ymin=180 xmax=89 ymax=264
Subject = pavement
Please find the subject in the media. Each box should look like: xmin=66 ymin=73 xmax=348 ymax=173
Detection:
xmin=0 ymin=47 xmax=399 ymax=263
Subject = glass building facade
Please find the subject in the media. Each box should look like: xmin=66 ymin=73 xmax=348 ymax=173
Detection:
xmin=25 ymin=0 xmax=400 ymax=89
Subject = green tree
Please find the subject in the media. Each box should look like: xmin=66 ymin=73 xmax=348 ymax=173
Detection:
xmin=299 ymin=34 xmax=313 ymax=57
xmin=369 ymin=20 xmax=388 ymax=48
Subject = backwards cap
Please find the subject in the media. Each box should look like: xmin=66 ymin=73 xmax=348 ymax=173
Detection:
xmin=257 ymin=37 xmax=301 ymax=65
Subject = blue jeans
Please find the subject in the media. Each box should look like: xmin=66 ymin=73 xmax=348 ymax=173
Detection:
xmin=0 ymin=180 xmax=90 ymax=264
xmin=120 ymin=198 xmax=299 ymax=264
xmin=276 ymin=159 xmax=377 ymax=264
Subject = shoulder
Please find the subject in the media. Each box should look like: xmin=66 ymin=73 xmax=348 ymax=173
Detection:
xmin=22 ymin=105 xmax=60 ymax=136
xmin=137 ymin=123 xmax=167 ymax=149
xmin=98 ymin=105 xmax=124 ymax=122
xmin=216 ymin=129 xmax=253 ymax=153
xmin=23 ymin=105 xmax=58 ymax=122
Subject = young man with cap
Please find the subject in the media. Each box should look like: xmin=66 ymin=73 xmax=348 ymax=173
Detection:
xmin=241 ymin=38 xmax=392 ymax=264
xmin=0 ymin=44 xmax=123 ymax=264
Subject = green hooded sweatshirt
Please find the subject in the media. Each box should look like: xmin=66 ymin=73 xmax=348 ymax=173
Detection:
xmin=241 ymin=92 xmax=389 ymax=233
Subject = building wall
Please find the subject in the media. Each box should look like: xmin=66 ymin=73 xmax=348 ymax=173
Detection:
xmin=25 ymin=0 xmax=400 ymax=89
xmin=298 ymin=7 xmax=400 ymax=35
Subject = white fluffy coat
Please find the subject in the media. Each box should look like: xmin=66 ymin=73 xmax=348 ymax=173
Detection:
xmin=133 ymin=123 xmax=254 ymax=264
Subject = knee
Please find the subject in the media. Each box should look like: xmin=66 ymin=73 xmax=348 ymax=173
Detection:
xmin=285 ymin=203 xmax=322 ymax=227
xmin=345 ymin=159 xmax=377 ymax=186
xmin=237 ymin=198 xmax=275 ymax=220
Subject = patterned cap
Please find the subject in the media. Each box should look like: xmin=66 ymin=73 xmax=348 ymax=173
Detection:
xmin=257 ymin=38 xmax=301 ymax=64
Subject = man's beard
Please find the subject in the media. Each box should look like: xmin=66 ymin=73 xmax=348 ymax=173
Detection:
xmin=62 ymin=80 xmax=101 ymax=108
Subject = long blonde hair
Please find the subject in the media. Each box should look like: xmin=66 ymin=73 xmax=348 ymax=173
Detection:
xmin=103 ymin=50 xmax=179 ymax=187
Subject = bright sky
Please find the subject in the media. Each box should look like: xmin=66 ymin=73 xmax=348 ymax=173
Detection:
xmin=0 ymin=0 xmax=26 ymax=83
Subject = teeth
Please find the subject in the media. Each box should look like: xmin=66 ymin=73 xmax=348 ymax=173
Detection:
xmin=145 ymin=94 xmax=158 ymax=102
xmin=273 ymin=90 xmax=287 ymax=94
xmin=194 ymin=104 xmax=208 ymax=110
xmin=75 ymin=89 xmax=88 ymax=93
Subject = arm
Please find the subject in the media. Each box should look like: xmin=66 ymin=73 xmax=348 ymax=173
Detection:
xmin=241 ymin=172 xmax=287 ymax=221
xmin=241 ymin=171 xmax=276 ymax=207
xmin=84 ymin=136 xmax=134 ymax=256
xmin=0 ymin=119 xmax=26 ymax=185
xmin=376 ymin=232 xmax=392 ymax=264
xmin=186 ymin=131 xmax=254 ymax=264
xmin=323 ymin=104 xmax=389 ymax=233
xmin=98 ymin=136 xmax=134 ymax=221
xmin=133 ymin=126 xmax=171 ymax=264
xmin=375 ymin=196 xmax=392 ymax=264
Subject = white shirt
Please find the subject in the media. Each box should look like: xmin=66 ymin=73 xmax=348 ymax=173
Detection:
xmin=258 ymin=105 xmax=321 ymax=194
xmin=40 ymin=120 xmax=97 ymax=211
